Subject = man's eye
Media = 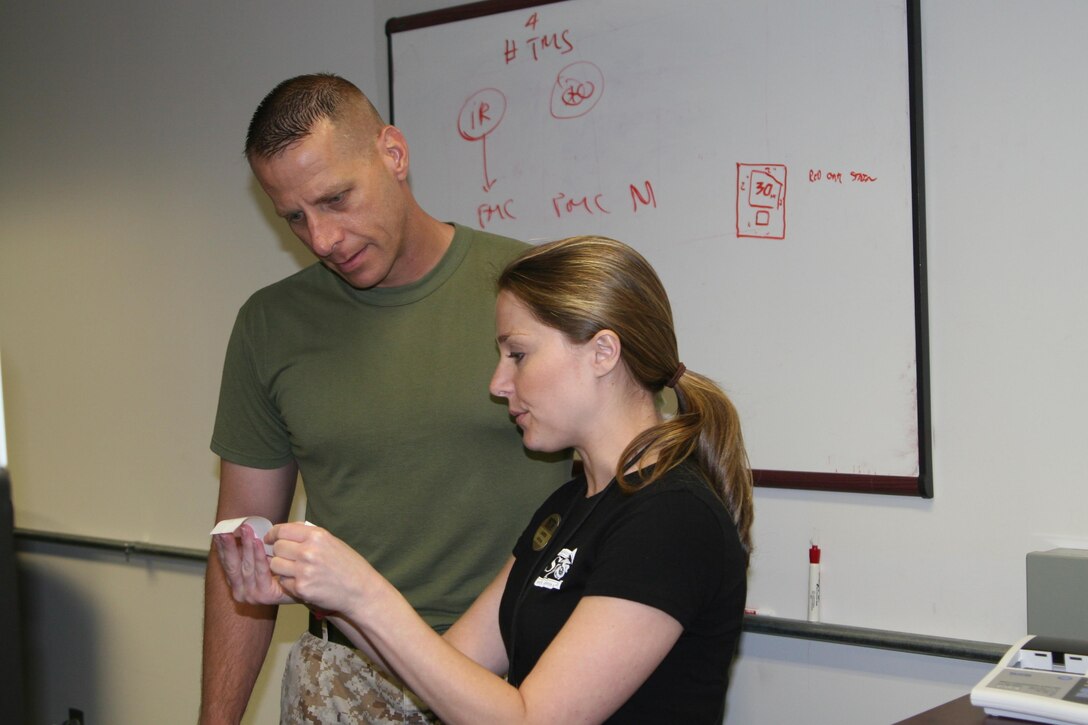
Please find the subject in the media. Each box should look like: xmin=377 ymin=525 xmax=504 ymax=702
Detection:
xmin=507 ymin=352 xmax=525 ymax=362
xmin=286 ymin=212 xmax=304 ymax=224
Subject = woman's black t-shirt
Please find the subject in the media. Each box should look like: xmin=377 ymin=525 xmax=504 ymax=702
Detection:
xmin=498 ymin=461 xmax=748 ymax=724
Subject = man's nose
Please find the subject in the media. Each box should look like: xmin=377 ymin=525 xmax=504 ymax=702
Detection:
xmin=307 ymin=215 xmax=343 ymax=258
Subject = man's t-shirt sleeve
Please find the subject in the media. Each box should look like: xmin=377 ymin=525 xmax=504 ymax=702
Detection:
xmin=210 ymin=301 xmax=294 ymax=469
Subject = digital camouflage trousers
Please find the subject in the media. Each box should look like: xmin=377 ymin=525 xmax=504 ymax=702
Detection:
xmin=280 ymin=630 xmax=440 ymax=724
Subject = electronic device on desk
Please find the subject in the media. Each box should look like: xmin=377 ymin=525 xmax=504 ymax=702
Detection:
xmin=971 ymin=635 xmax=1088 ymax=724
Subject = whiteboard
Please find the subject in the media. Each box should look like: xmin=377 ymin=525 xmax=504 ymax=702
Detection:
xmin=388 ymin=0 xmax=930 ymax=495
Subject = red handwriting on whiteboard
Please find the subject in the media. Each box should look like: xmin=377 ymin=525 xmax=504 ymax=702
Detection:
xmin=550 ymin=61 xmax=604 ymax=119
xmin=505 ymin=12 xmax=574 ymax=64
xmin=552 ymin=192 xmax=611 ymax=218
xmin=477 ymin=200 xmax=516 ymax=230
xmin=736 ymin=163 xmax=787 ymax=240
xmin=630 ymin=180 xmax=657 ymax=211
xmin=808 ymin=169 xmax=878 ymax=184
xmin=550 ymin=180 xmax=656 ymax=220
xmin=458 ymin=88 xmax=507 ymax=193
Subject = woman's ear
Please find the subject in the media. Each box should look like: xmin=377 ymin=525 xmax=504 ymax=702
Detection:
xmin=589 ymin=329 xmax=622 ymax=376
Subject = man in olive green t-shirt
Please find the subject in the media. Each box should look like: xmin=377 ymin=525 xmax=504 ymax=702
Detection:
xmin=199 ymin=73 xmax=567 ymax=725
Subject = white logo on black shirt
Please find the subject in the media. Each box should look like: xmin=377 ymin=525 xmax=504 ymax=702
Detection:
xmin=534 ymin=547 xmax=578 ymax=590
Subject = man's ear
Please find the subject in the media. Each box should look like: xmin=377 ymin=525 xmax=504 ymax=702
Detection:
xmin=378 ymin=125 xmax=410 ymax=181
xmin=589 ymin=329 xmax=622 ymax=376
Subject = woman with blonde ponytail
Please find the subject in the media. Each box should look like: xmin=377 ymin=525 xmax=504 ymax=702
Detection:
xmin=498 ymin=235 xmax=754 ymax=553
xmin=216 ymin=236 xmax=753 ymax=724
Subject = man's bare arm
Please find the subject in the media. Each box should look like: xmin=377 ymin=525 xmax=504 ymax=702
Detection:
xmin=199 ymin=459 xmax=297 ymax=725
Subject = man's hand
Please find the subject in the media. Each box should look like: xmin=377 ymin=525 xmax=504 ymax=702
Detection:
xmin=213 ymin=523 xmax=296 ymax=606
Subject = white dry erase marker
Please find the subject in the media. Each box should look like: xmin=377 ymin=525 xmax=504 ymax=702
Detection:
xmin=807 ymin=543 xmax=821 ymax=622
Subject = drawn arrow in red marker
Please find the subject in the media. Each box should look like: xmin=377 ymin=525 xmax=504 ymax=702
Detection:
xmin=458 ymin=88 xmax=507 ymax=195
xmin=482 ymin=135 xmax=496 ymax=193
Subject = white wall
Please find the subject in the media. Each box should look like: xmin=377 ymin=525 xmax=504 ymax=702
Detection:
xmin=1 ymin=1 xmax=380 ymax=722
xmin=3 ymin=1 xmax=1086 ymax=723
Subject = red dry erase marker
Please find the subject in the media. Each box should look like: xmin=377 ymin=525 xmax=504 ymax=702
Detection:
xmin=808 ymin=544 xmax=821 ymax=622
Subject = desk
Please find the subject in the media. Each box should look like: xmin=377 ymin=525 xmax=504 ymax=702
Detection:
xmin=893 ymin=695 xmax=1024 ymax=724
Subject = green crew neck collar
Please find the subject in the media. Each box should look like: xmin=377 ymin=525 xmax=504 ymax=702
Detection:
xmin=341 ymin=223 xmax=469 ymax=307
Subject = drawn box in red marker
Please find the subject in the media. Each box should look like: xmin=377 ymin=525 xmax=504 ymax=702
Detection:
xmin=736 ymin=163 xmax=787 ymax=240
